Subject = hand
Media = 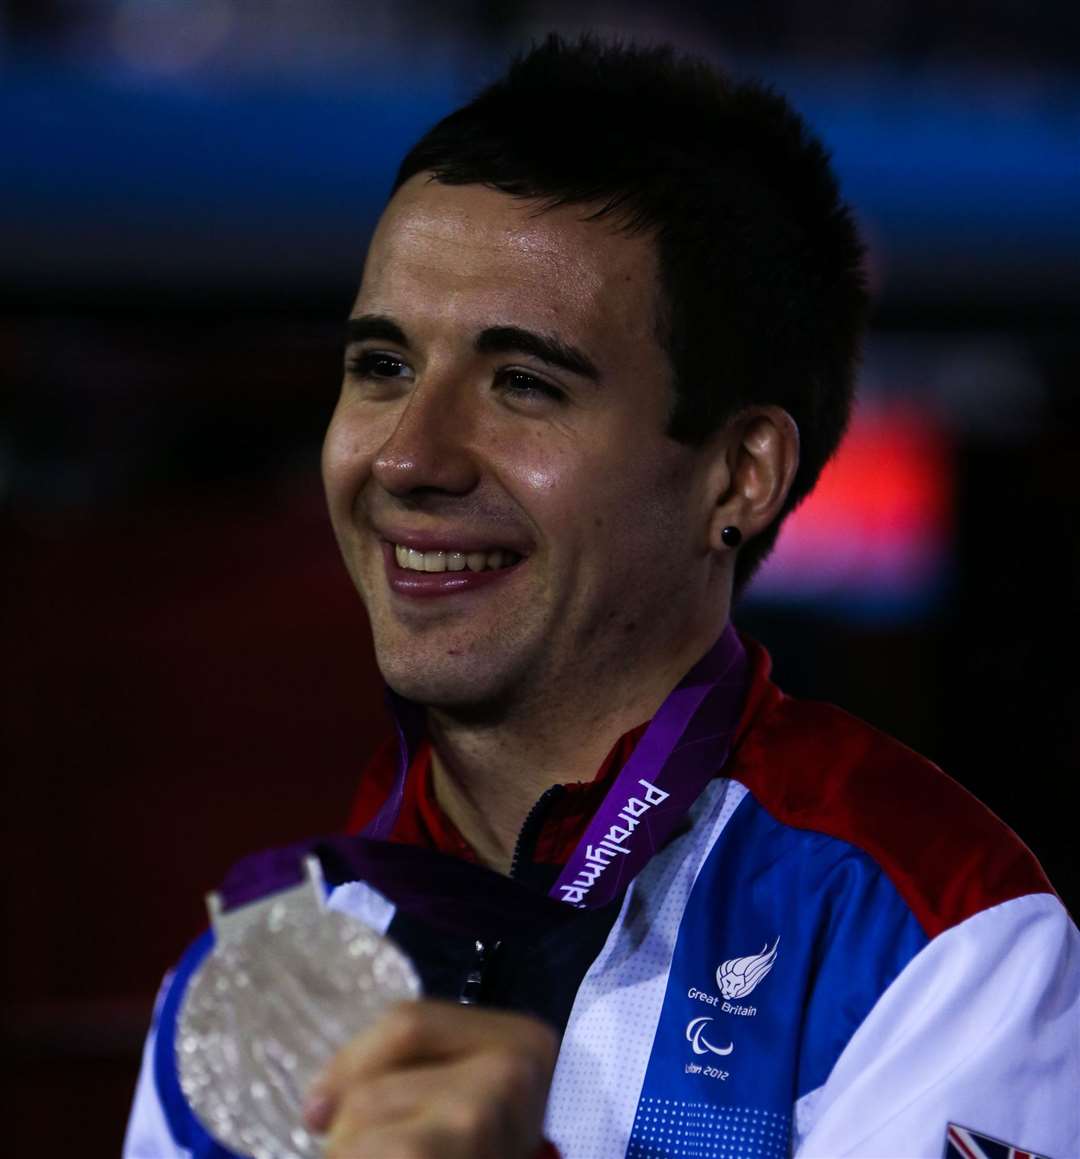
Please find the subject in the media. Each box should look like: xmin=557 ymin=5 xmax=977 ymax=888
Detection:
xmin=302 ymin=999 xmax=560 ymax=1159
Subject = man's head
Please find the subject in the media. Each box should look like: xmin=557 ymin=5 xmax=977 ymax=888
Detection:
xmin=392 ymin=35 xmax=868 ymax=590
xmin=323 ymin=37 xmax=866 ymax=719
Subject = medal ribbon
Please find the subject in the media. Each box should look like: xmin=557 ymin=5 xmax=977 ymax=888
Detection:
xmin=548 ymin=625 xmax=747 ymax=907
xmin=367 ymin=622 xmax=748 ymax=910
xmin=220 ymin=625 xmax=747 ymax=919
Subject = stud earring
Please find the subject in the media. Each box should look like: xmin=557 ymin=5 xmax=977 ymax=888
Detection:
xmin=721 ymin=526 xmax=742 ymax=548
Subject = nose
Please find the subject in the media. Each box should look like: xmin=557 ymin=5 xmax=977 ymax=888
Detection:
xmin=371 ymin=378 xmax=481 ymax=498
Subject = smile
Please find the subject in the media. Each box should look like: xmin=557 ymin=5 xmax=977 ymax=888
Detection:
xmin=393 ymin=545 xmax=523 ymax=573
xmin=382 ymin=541 xmax=526 ymax=600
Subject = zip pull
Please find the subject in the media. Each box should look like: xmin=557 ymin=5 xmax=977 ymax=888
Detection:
xmin=459 ymin=938 xmax=500 ymax=1005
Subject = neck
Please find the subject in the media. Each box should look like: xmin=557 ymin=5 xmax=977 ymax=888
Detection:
xmin=426 ymin=625 xmax=728 ymax=874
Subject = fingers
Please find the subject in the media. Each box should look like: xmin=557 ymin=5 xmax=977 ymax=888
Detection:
xmin=305 ymin=999 xmax=557 ymax=1128
xmin=322 ymin=1056 xmax=510 ymax=1159
xmin=341 ymin=999 xmax=557 ymax=1074
xmin=302 ymin=999 xmax=560 ymax=1159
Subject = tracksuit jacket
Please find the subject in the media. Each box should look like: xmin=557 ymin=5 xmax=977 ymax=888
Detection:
xmin=125 ymin=633 xmax=1080 ymax=1159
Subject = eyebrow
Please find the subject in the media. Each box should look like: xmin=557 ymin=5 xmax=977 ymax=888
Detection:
xmin=475 ymin=326 xmax=600 ymax=382
xmin=345 ymin=314 xmax=601 ymax=383
xmin=345 ymin=314 xmax=409 ymax=348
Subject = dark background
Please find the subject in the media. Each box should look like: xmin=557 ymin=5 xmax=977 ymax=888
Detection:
xmin=2 ymin=2 xmax=1078 ymax=1155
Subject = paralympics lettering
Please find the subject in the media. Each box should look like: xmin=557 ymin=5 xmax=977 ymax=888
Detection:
xmin=557 ymin=778 xmax=670 ymax=906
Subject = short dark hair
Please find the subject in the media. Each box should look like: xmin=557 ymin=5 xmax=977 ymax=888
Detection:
xmin=392 ymin=35 xmax=868 ymax=590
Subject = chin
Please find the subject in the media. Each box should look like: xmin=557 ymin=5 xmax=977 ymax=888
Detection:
xmin=376 ymin=648 xmax=513 ymax=717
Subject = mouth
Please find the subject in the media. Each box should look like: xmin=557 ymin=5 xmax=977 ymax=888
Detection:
xmin=381 ymin=540 xmax=527 ymax=598
xmin=392 ymin=544 xmax=523 ymax=574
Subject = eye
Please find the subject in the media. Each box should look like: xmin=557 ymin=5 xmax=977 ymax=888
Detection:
xmin=345 ymin=350 xmax=413 ymax=380
xmin=494 ymin=368 xmax=566 ymax=403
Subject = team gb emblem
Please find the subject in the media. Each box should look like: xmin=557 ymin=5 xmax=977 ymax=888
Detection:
xmin=716 ymin=937 xmax=780 ymax=999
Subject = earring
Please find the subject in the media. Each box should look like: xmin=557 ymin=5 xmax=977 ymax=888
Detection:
xmin=721 ymin=526 xmax=742 ymax=548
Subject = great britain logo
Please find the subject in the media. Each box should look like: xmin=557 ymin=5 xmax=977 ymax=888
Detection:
xmin=682 ymin=934 xmax=781 ymax=1073
xmin=716 ymin=936 xmax=780 ymax=999
xmin=684 ymin=935 xmax=781 ymax=1023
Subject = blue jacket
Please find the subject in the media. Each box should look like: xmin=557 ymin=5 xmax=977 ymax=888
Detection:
xmin=125 ymin=638 xmax=1079 ymax=1158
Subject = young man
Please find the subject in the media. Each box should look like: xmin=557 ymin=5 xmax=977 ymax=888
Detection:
xmin=126 ymin=37 xmax=1078 ymax=1159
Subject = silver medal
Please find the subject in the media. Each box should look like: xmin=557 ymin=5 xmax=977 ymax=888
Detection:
xmin=177 ymin=857 xmax=421 ymax=1158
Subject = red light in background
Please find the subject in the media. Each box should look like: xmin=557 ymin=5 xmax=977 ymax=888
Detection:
xmin=749 ymin=398 xmax=952 ymax=610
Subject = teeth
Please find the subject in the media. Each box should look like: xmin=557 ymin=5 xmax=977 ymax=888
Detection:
xmin=394 ymin=544 xmax=519 ymax=574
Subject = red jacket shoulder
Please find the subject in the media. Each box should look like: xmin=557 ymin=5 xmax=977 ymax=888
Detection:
xmin=731 ymin=637 xmax=1052 ymax=938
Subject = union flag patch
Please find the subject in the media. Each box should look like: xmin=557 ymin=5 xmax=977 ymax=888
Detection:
xmin=944 ymin=1122 xmax=1053 ymax=1159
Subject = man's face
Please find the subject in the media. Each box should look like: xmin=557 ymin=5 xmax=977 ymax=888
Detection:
xmin=323 ymin=175 xmax=719 ymax=718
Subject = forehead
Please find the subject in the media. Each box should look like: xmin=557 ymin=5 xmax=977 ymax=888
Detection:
xmin=357 ymin=174 xmax=661 ymax=350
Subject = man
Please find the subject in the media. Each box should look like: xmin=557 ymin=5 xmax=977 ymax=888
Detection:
xmin=126 ymin=36 xmax=1078 ymax=1159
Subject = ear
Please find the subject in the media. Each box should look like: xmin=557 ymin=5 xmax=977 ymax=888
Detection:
xmin=705 ymin=407 xmax=800 ymax=553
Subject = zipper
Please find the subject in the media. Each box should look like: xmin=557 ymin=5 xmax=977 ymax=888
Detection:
xmin=508 ymin=784 xmax=566 ymax=880
xmin=458 ymin=785 xmax=565 ymax=1004
xmin=459 ymin=938 xmax=498 ymax=1004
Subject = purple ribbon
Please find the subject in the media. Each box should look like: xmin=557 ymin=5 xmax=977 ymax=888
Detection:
xmin=221 ymin=625 xmax=747 ymax=922
xmin=365 ymin=623 xmax=747 ymax=910
xmin=549 ymin=625 xmax=747 ymax=907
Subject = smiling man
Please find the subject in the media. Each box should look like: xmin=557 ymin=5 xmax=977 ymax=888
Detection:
xmin=127 ymin=36 xmax=1079 ymax=1159
xmin=322 ymin=173 xmax=783 ymax=876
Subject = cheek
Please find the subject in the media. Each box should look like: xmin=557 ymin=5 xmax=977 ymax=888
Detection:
xmin=498 ymin=425 xmax=688 ymax=545
xmin=599 ymin=447 xmax=701 ymax=553
xmin=498 ymin=429 xmax=587 ymax=527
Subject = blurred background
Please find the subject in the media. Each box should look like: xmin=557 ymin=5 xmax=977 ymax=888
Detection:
xmin=2 ymin=1 xmax=1078 ymax=1154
